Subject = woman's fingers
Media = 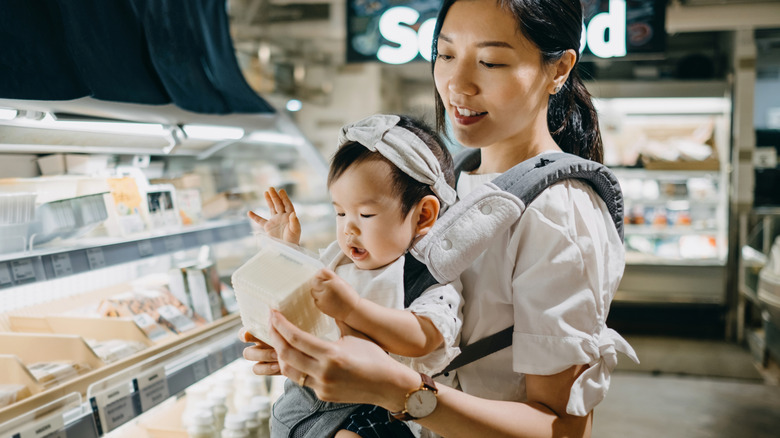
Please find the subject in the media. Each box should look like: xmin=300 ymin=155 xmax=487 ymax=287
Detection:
xmin=269 ymin=310 xmax=331 ymax=363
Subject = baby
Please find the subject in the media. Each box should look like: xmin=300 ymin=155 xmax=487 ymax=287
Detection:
xmin=249 ymin=114 xmax=461 ymax=438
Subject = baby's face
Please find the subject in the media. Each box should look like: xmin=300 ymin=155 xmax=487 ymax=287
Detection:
xmin=330 ymin=159 xmax=418 ymax=270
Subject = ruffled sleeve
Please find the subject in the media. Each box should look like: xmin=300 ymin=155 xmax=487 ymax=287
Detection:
xmin=508 ymin=180 xmax=638 ymax=415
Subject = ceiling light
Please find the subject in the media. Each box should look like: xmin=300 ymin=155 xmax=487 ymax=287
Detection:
xmin=286 ymin=99 xmax=302 ymax=112
xmin=182 ymin=124 xmax=245 ymax=140
xmin=0 ymin=108 xmax=18 ymax=120
xmin=246 ymin=131 xmax=302 ymax=146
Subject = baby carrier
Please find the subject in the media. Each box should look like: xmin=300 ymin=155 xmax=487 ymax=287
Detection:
xmin=403 ymin=149 xmax=624 ymax=376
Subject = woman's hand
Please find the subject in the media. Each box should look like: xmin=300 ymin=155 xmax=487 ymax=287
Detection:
xmin=310 ymin=268 xmax=361 ymax=322
xmin=247 ymin=187 xmax=301 ymax=245
xmin=239 ymin=327 xmax=280 ymax=375
xmin=267 ymin=310 xmax=419 ymax=410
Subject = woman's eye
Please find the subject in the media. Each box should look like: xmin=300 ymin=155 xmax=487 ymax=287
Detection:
xmin=436 ymin=53 xmax=453 ymax=61
xmin=481 ymin=61 xmax=505 ymax=68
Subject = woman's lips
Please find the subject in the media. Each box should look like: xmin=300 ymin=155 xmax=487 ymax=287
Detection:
xmin=453 ymin=108 xmax=487 ymax=126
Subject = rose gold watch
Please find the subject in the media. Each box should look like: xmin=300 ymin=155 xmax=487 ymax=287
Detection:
xmin=389 ymin=372 xmax=438 ymax=421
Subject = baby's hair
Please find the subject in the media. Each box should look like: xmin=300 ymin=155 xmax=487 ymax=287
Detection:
xmin=328 ymin=115 xmax=455 ymax=218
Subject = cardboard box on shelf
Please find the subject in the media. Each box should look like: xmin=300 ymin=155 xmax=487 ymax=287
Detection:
xmin=36 ymin=154 xmax=66 ymax=176
xmin=0 ymin=355 xmax=40 ymax=409
xmin=0 ymin=333 xmax=105 ymax=389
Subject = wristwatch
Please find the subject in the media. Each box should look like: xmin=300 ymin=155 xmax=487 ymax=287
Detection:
xmin=389 ymin=372 xmax=438 ymax=421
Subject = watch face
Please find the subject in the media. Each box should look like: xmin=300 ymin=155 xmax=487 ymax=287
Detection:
xmin=407 ymin=388 xmax=437 ymax=418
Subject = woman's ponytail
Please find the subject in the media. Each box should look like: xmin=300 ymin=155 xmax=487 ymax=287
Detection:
xmin=548 ymin=68 xmax=603 ymax=163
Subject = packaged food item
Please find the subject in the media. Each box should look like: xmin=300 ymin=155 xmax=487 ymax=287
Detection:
xmin=0 ymin=384 xmax=30 ymax=408
xmin=143 ymin=184 xmax=181 ymax=229
xmin=27 ymin=361 xmax=91 ymax=388
xmin=105 ymin=176 xmax=147 ymax=236
xmin=231 ymin=236 xmax=338 ymax=344
xmin=87 ymin=339 xmax=147 ymax=364
xmin=99 ymin=287 xmax=204 ymax=334
xmin=187 ymin=262 xmax=227 ymax=323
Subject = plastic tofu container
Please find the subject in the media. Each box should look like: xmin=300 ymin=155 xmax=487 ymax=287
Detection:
xmin=231 ymin=236 xmax=338 ymax=344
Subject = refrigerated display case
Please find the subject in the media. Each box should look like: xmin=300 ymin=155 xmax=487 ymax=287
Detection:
xmin=0 ymin=103 xmax=334 ymax=436
xmin=593 ymin=93 xmax=732 ymax=304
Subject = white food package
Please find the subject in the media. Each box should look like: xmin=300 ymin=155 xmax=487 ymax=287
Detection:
xmin=231 ymin=236 xmax=338 ymax=344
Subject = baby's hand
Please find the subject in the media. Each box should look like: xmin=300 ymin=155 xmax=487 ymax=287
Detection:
xmin=247 ymin=187 xmax=302 ymax=245
xmin=310 ymin=268 xmax=360 ymax=322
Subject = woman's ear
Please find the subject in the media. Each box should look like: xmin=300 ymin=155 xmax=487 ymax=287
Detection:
xmin=549 ymin=49 xmax=577 ymax=94
xmin=414 ymin=195 xmax=440 ymax=237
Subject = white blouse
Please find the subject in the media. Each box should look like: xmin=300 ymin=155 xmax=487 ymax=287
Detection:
xmin=454 ymin=171 xmax=638 ymax=416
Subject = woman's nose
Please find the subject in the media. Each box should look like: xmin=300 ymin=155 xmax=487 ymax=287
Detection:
xmin=448 ymin=62 xmax=478 ymax=96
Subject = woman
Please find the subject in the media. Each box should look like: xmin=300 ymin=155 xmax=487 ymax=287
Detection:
xmin=242 ymin=0 xmax=637 ymax=436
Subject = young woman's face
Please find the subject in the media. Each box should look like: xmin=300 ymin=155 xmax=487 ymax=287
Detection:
xmin=329 ymin=159 xmax=419 ymax=270
xmin=434 ymin=0 xmax=554 ymax=152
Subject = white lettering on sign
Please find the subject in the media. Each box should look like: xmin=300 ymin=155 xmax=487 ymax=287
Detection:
xmin=584 ymin=0 xmax=627 ymax=58
xmin=376 ymin=0 xmax=628 ymax=64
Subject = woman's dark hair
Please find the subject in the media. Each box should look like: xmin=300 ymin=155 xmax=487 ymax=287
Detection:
xmin=328 ymin=115 xmax=455 ymax=217
xmin=431 ymin=0 xmax=603 ymax=163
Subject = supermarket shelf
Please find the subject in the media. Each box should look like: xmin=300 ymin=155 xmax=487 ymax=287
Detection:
xmin=0 ymin=219 xmax=252 ymax=290
xmin=625 ymin=252 xmax=726 ymax=267
xmin=624 ymin=225 xmax=719 ymax=236
xmin=0 ymin=314 xmax=248 ymax=434
xmin=624 ymin=198 xmax=720 ymax=207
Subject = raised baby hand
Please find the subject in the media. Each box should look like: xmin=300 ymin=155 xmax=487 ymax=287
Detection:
xmin=247 ymin=187 xmax=302 ymax=245
xmin=310 ymin=268 xmax=361 ymax=322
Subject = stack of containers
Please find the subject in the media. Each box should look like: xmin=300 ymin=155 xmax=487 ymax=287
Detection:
xmin=758 ymin=236 xmax=780 ymax=361
xmin=0 ymin=193 xmax=36 ymax=254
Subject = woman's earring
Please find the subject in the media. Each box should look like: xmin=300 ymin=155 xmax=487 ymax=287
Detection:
xmin=553 ymin=85 xmax=562 ymax=94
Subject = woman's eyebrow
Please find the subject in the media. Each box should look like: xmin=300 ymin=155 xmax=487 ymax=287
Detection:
xmin=477 ymin=41 xmax=514 ymax=49
xmin=437 ymin=33 xmax=513 ymax=49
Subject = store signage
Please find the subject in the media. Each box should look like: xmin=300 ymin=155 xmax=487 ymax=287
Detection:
xmin=347 ymin=0 xmax=666 ymax=64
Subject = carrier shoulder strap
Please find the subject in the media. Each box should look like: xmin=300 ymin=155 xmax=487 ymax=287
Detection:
xmin=403 ymin=149 xmax=625 ymax=376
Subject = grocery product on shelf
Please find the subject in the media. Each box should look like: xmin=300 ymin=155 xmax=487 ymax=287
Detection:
xmin=86 ymin=339 xmax=147 ymax=364
xmin=0 ymin=384 xmax=30 ymax=409
xmin=27 ymin=360 xmax=91 ymax=388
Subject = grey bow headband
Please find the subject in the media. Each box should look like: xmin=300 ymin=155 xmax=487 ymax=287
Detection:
xmin=337 ymin=114 xmax=457 ymax=206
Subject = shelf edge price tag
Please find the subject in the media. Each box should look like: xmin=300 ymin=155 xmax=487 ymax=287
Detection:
xmin=86 ymin=248 xmax=106 ymax=269
xmin=138 ymin=240 xmax=154 ymax=258
xmin=51 ymin=253 xmax=73 ymax=278
xmin=91 ymin=383 xmax=135 ymax=434
xmin=164 ymin=235 xmax=183 ymax=252
xmin=191 ymin=358 xmax=209 ymax=383
xmin=11 ymin=259 xmax=36 ymax=283
xmin=207 ymin=348 xmax=225 ymax=373
xmin=17 ymin=411 xmax=65 ymax=438
xmin=0 ymin=262 xmax=12 ymax=286
xmin=136 ymin=366 xmax=170 ymax=412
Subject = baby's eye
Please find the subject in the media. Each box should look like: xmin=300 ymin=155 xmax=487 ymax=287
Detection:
xmin=360 ymin=214 xmax=375 ymax=218
xmin=336 ymin=212 xmax=345 ymax=217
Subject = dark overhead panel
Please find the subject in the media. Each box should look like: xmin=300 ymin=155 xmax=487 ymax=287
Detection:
xmin=0 ymin=0 xmax=275 ymax=115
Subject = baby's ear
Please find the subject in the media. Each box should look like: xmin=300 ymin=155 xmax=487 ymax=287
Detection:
xmin=414 ymin=195 xmax=440 ymax=237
